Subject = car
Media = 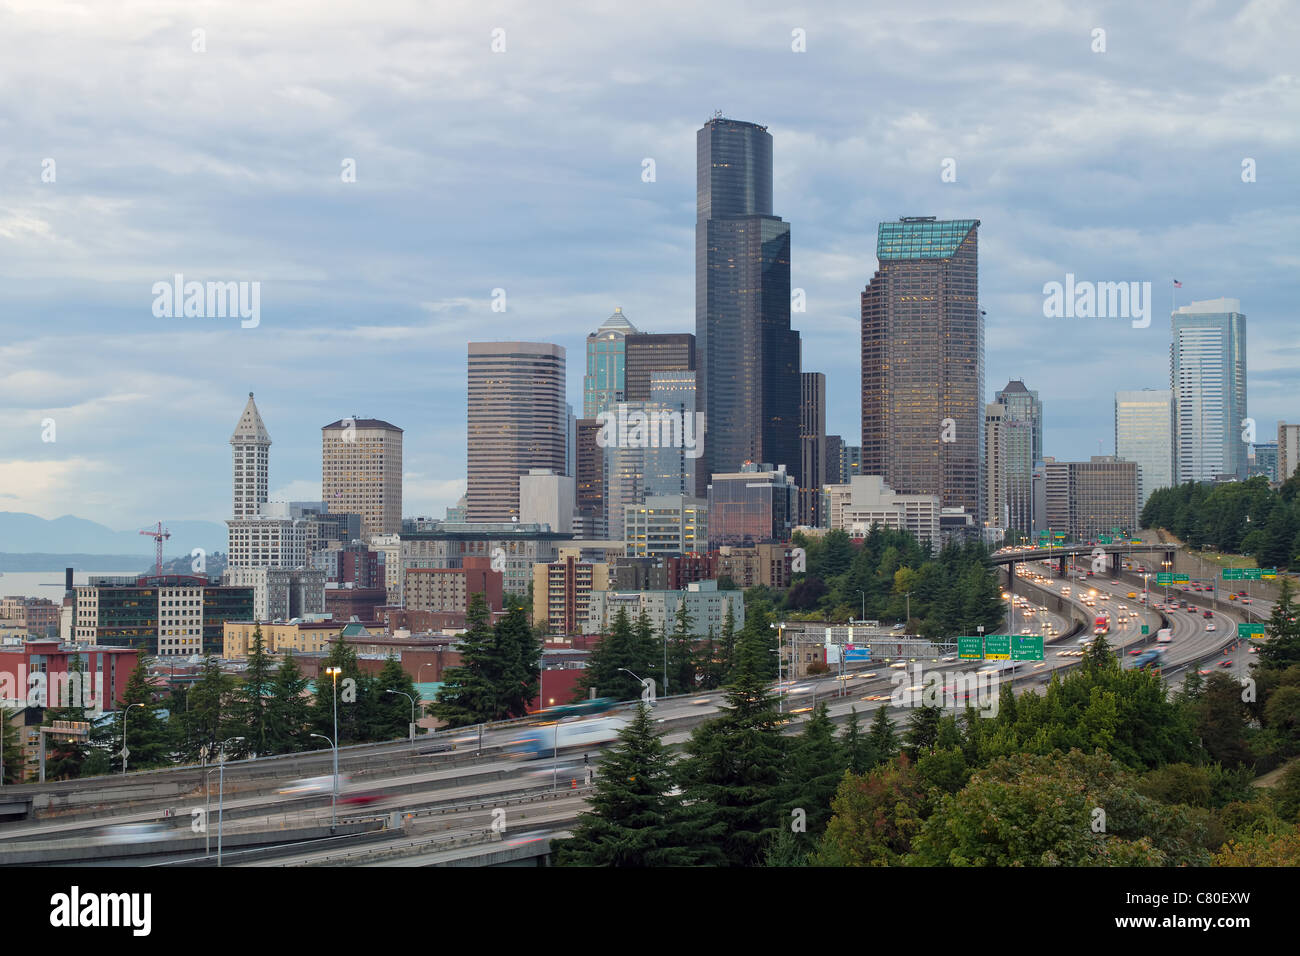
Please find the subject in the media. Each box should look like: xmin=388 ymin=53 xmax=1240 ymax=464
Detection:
xmin=1203 ymin=610 xmax=1213 ymax=619
xmin=1219 ymin=659 xmax=1233 ymax=668
xmin=1241 ymin=597 xmax=1252 ymax=605
xmin=98 ymin=822 xmax=171 ymax=844
xmin=1127 ymin=648 xmax=1143 ymax=656
xmin=1198 ymin=668 xmax=1214 ymax=676
xmin=1206 ymin=622 xmax=1216 ymax=631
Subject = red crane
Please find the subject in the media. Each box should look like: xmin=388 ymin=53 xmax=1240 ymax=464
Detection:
xmin=139 ymin=522 xmax=171 ymax=579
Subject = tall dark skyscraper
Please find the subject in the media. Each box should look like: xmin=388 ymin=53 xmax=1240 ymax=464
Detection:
xmin=624 ymin=332 xmax=695 ymax=403
xmin=695 ymin=115 xmax=801 ymax=487
xmin=861 ymin=217 xmax=983 ymax=520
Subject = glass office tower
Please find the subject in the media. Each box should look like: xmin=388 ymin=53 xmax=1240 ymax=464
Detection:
xmin=695 ymin=115 xmax=801 ymax=487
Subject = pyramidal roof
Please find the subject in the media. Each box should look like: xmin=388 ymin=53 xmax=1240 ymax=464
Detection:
xmin=231 ymin=392 xmax=272 ymax=445
xmin=593 ymin=306 xmax=639 ymax=337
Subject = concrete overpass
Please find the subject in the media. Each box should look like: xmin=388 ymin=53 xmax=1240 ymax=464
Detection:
xmin=991 ymin=542 xmax=1176 ymax=578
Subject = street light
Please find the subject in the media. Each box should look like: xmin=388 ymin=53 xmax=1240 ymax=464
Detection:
xmin=856 ymin=590 xmax=866 ymax=624
xmin=309 ymin=732 xmax=338 ymax=828
xmin=1002 ymin=591 xmax=1014 ymax=636
xmin=769 ymin=623 xmax=785 ymax=713
xmin=217 ymin=735 xmax=245 ymax=867
xmin=325 ymin=665 xmax=341 ymax=821
xmin=386 ymin=689 xmax=416 ymax=746
xmin=121 ymin=702 xmax=145 ymax=775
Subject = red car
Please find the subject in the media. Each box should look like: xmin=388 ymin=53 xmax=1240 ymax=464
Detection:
xmin=1219 ymin=659 xmax=1233 ymax=668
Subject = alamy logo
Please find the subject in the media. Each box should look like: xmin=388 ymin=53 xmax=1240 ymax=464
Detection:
xmin=50 ymin=886 xmax=151 ymax=936
xmin=595 ymin=408 xmax=705 ymax=459
xmin=1042 ymin=273 xmax=1152 ymax=328
xmin=889 ymin=662 xmax=999 ymax=717
xmin=0 ymin=667 xmax=104 ymax=714
xmin=152 ymin=274 xmax=260 ymax=328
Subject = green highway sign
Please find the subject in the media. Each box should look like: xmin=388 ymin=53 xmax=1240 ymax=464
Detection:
xmin=1053 ymin=533 xmax=1066 ymax=540
xmin=1222 ymin=568 xmax=1243 ymax=580
xmin=1174 ymin=574 xmax=1189 ymax=583
xmin=1098 ymin=535 xmax=1112 ymax=544
xmin=1239 ymin=623 xmax=1266 ymax=638
xmin=1012 ymin=635 xmax=1044 ymax=661
xmin=1111 ymin=527 xmax=1122 ymax=534
xmin=983 ymin=635 xmax=1011 ymax=661
xmin=1141 ymin=625 xmax=1149 ymax=635
xmin=1156 ymin=573 xmax=1174 ymax=585
xmin=958 ymin=635 xmax=984 ymax=660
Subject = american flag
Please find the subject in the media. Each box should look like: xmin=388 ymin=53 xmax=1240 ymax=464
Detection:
xmin=1173 ymin=279 xmax=1183 ymax=288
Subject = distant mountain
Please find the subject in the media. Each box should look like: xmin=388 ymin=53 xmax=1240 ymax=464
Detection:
xmin=0 ymin=512 xmax=227 ymax=560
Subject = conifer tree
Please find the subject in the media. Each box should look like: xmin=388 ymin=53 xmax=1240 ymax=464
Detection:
xmin=552 ymin=703 xmax=707 ymax=866
xmin=40 ymin=652 xmax=94 ymax=779
xmin=783 ymin=702 xmax=845 ymax=852
xmin=866 ymin=706 xmax=899 ymax=765
xmin=267 ymin=652 xmax=310 ymax=753
xmin=235 ymin=624 xmax=274 ymax=756
xmin=429 ymin=593 xmax=499 ymax=727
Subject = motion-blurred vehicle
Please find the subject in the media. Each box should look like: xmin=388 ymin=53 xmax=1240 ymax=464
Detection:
xmin=98 ymin=822 xmax=170 ymax=844
xmin=1219 ymin=659 xmax=1233 ymax=668
xmin=278 ymin=774 xmax=348 ymax=796
xmin=508 ymin=715 xmax=628 ymax=759
xmin=1206 ymin=622 xmax=1216 ymax=631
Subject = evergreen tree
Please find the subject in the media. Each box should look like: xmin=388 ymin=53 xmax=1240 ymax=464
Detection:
xmin=235 ymin=625 xmax=274 ymax=757
xmin=575 ymin=607 xmax=650 ymax=702
xmin=866 ymin=706 xmax=899 ymax=765
xmin=719 ymin=603 xmax=738 ymax=678
xmin=429 ymin=593 xmax=500 ymax=727
xmin=173 ymin=656 xmax=239 ymax=763
xmin=552 ymin=703 xmax=708 ymax=866
xmin=1259 ymin=580 xmax=1300 ymax=671
xmin=1 ymin=706 xmax=21 ymax=784
xmin=667 ymin=599 xmax=697 ymax=695
xmin=678 ymin=640 xmax=790 ymax=866
xmin=494 ymin=604 xmax=541 ymax=719
xmin=697 ymin=625 xmax=724 ymax=691
xmin=370 ymin=656 xmax=421 ymax=740
xmin=840 ymin=707 xmax=877 ymax=774
xmin=267 ymin=652 xmax=311 ymax=753
xmin=905 ymin=705 xmax=943 ymax=758
xmin=783 ymin=702 xmax=845 ymax=851
xmin=106 ymin=659 xmax=170 ymax=772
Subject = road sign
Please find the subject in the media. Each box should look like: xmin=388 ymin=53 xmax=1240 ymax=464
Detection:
xmin=1141 ymin=625 xmax=1149 ymax=635
xmin=1239 ymin=623 xmax=1266 ymax=638
xmin=1174 ymin=573 xmax=1189 ymax=583
xmin=1012 ymin=635 xmax=1044 ymax=661
xmin=1222 ymin=568 xmax=1243 ymax=580
xmin=983 ymin=635 xmax=1011 ymax=661
xmin=1053 ymin=533 xmax=1066 ymax=540
xmin=1098 ymin=535 xmax=1112 ymax=544
xmin=1156 ymin=573 xmax=1174 ymax=585
xmin=957 ymin=635 xmax=984 ymax=660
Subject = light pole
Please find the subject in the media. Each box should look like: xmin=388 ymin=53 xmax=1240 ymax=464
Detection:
xmin=856 ymin=590 xmax=866 ymax=624
xmin=386 ymin=689 xmax=416 ymax=747
xmin=325 ymin=665 xmax=341 ymax=820
xmin=769 ymin=623 xmax=784 ymax=714
xmin=903 ymin=591 xmax=912 ymax=632
xmin=309 ymin=732 xmax=338 ymax=828
xmin=121 ymin=702 xmax=144 ymax=775
xmin=1002 ymin=591 xmax=1014 ymax=636
xmin=216 ymin=735 xmax=245 ymax=867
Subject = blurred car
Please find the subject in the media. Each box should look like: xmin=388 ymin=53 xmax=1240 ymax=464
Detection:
xmin=1219 ymin=659 xmax=1233 ymax=668
xmin=98 ymin=822 xmax=170 ymax=844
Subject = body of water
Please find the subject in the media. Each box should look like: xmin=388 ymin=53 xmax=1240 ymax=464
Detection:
xmin=0 ymin=571 xmax=142 ymax=603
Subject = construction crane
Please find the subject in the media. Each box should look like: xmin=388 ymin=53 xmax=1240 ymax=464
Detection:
xmin=139 ymin=522 xmax=171 ymax=579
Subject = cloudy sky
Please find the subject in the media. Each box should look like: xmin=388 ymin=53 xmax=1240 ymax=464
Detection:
xmin=1 ymin=0 xmax=1296 ymax=535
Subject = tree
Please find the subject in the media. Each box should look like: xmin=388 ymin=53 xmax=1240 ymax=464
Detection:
xmin=575 ymin=607 xmax=651 ymax=703
xmin=841 ymin=707 xmax=876 ymax=774
xmin=667 ymin=599 xmax=697 ymax=695
xmin=40 ymin=652 xmax=95 ymax=779
xmin=174 ymin=656 xmax=239 ymax=763
xmin=266 ymin=652 xmax=310 ymax=753
xmin=1258 ymin=580 xmax=1300 ymax=671
xmin=782 ymin=703 xmax=845 ymax=853
xmin=429 ymin=593 xmax=504 ymax=727
xmin=678 ymin=645 xmax=790 ymax=866
xmin=1191 ymin=673 xmax=1254 ymax=768
xmin=719 ymin=603 xmax=738 ymax=679
xmin=310 ymin=639 xmax=366 ymax=746
xmin=235 ymin=625 xmax=274 ymax=756
xmin=106 ymin=659 xmax=170 ymax=772
xmin=552 ymin=703 xmax=708 ymax=866
xmin=812 ymin=757 xmax=928 ymax=866
xmin=1 ymin=706 xmax=22 ymax=784
xmin=493 ymin=605 xmax=540 ymax=719
xmin=369 ymin=656 xmax=421 ymax=741
xmin=866 ymin=706 xmax=899 ymax=764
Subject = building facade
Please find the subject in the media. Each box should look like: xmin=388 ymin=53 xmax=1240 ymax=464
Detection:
xmin=994 ymin=381 xmax=1042 ymax=536
xmin=466 ymin=342 xmax=567 ymax=521
xmin=695 ymin=116 xmax=801 ymax=487
xmin=583 ymin=308 xmax=638 ymax=418
xmin=1279 ymin=424 xmax=1300 ymax=484
xmin=583 ymin=580 xmax=745 ymax=638
xmin=826 ymin=475 xmax=941 ymax=552
xmin=1171 ymin=299 xmax=1248 ymax=483
xmin=321 ymin=418 xmax=403 ymax=538
xmin=624 ymin=496 xmax=708 ymax=557
xmin=861 ymin=217 xmax=983 ymax=521
xmin=1114 ymin=388 xmax=1174 ymax=508
xmin=707 ymin=463 xmax=797 ymax=547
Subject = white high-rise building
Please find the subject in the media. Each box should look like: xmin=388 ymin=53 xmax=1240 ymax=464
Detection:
xmin=1115 ymin=389 xmax=1174 ymax=508
xmin=1279 ymin=424 xmax=1300 ymax=484
xmin=1171 ymin=299 xmax=1248 ymax=483
xmin=226 ymin=393 xmax=308 ymax=571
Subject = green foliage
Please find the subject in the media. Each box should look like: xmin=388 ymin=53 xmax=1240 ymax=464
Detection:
xmin=235 ymin=625 xmax=274 ymax=756
xmin=1143 ymin=477 xmax=1298 ymax=568
xmin=105 ymin=658 xmax=171 ymax=772
xmin=431 ymin=593 xmax=536 ymax=725
xmin=267 ymin=652 xmax=311 ymax=753
xmin=908 ymin=750 xmax=1211 ymax=866
xmin=1258 ymin=579 xmax=1300 ymax=671
xmin=1 ymin=707 xmax=21 ymax=784
xmin=782 ymin=703 xmax=845 ymax=852
xmin=552 ymin=703 xmax=708 ymax=866
xmin=40 ymin=652 xmax=94 ymax=780
xmin=574 ymin=607 xmax=652 ymax=703
xmin=812 ymin=757 xmax=929 ymax=866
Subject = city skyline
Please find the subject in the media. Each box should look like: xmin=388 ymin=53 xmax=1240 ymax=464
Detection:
xmin=2 ymin=2 xmax=1297 ymax=529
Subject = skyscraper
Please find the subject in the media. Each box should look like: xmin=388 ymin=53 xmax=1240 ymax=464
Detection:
xmin=1280 ymin=423 xmax=1300 ymax=484
xmin=695 ymin=115 xmax=801 ymax=486
xmin=321 ymin=418 xmax=403 ymax=538
xmin=231 ymin=392 xmax=270 ymax=521
xmin=799 ymin=372 xmax=827 ymax=526
xmin=984 ymin=402 xmax=1007 ymax=531
xmin=1114 ymin=389 xmax=1174 ymax=508
xmin=583 ymin=308 xmax=638 ymax=418
xmin=1171 ymin=298 xmax=1248 ymax=483
xmin=466 ymin=342 xmax=567 ymax=522
xmin=225 ymin=393 xmax=307 ymax=570
xmin=624 ymin=332 xmax=695 ymax=404
xmin=861 ymin=217 xmax=983 ymax=519
xmin=994 ymin=380 xmax=1042 ymax=536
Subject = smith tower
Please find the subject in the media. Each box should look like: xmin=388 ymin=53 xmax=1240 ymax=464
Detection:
xmin=695 ymin=115 xmax=801 ymax=486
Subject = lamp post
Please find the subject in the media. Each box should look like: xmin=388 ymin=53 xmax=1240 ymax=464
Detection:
xmin=769 ymin=623 xmax=784 ymax=714
xmin=217 ymin=735 xmax=245 ymax=867
xmin=309 ymin=732 xmax=338 ymax=828
xmin=121 ymin=702 xmax=144 ymax=775
xmin=1002 ymin=591 xmax=1014 ymax=636
xmin=386 ymin=689 xmax=416 ymax=747
xmin=856 ymin=590 xmax=865 ymax=624
xmin=325 ymin=665 xmax=341 ymax=818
